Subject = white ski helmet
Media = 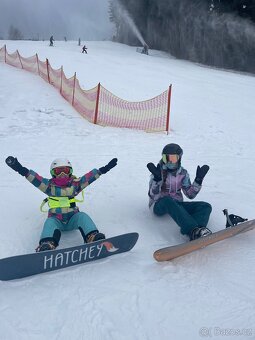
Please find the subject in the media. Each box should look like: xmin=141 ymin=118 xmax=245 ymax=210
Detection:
xmin=50 ymin=158 xmax=73 ymax=175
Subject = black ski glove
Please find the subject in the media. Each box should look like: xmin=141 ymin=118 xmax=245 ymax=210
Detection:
xmin=5 ymin=156 xmax=29 ymax=177
xmin=195 ymin=165 xmax=209 ymax=185
xmin=147 ymin=163 xmax=162 ymax=182
xmin=99 ymin=158 xmax=118 ymax=174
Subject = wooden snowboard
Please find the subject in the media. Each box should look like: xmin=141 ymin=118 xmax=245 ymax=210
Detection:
xmin=154 ymin=219 xmax=255 ymax=262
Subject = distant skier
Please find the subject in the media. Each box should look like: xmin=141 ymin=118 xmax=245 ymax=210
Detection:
xmin=78 ymin=38 xmax=81 ymax=46
xmin=5 ymin=156 xmax=118 ymax=252
xmin=82 ymin=45 xmax=88 ymax=54
xmin=49 ymin=35 xmax=54 ymax=46
xmin=147 ymin=143 xmax=212 ymax=240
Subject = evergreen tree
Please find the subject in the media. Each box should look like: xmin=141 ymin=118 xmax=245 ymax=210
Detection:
xmin=109 ymin=0 xmax=255 ymax=73
xmin=8 ymin=25 xmax=23 ymax=40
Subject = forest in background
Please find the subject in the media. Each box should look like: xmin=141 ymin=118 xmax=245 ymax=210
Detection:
xmin=109 ymin=0 xmax=255 ymax=73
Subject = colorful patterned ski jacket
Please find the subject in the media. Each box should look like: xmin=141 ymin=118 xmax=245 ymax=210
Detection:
xmin=148 ymin=163 xmax=201 ymax=207
xmin=25 ymin=169 xmax=101 ymax=222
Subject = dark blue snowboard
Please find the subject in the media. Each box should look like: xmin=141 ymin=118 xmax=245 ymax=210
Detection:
xmin=0 ymin=232 xmax=139 ymax=281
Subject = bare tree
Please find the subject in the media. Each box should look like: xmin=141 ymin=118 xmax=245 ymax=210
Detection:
xmin=8 ymin=25 xmax=24 ymax=40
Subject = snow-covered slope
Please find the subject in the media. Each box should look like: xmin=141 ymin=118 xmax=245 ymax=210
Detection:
xmin=0 ymin=40 xmax=255 ymax=340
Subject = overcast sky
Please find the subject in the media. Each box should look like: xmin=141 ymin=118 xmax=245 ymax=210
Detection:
xmin=0 ymin=0 xmax=115 ymax=40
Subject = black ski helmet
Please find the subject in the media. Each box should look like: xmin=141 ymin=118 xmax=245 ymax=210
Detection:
xmin=162 ymin=143 xmax=183 ymax=164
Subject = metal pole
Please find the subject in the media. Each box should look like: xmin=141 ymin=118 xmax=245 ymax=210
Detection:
xmin=94 ymin=83 xmax=101 ymax=125
xmin=166 ymin=84 xmax=172 ymax=134
xmin=60 ymin=66 xmax=63 ymax=95
xmin=36 ymin=53 xmax=40 ymax=75
xmin=72 ymin=72 xmax=76 ymax=106
xmin=46 ymin=58 xmax=50 ymax=83
xmin=17 ymin=50 xmax=23 ymax=69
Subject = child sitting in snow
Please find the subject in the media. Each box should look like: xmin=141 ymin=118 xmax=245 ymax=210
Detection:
xmin=5 ymin=156 xmax=117 ymax=252
xmin=147 ymin=143 xmax=212 ymax=240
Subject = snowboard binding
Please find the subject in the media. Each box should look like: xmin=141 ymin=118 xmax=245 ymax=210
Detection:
xmin=223 ymin=209 xmax=248 ymax=228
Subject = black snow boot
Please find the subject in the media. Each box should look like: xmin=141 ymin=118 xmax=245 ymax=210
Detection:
xmin=189 ymin=226 xmax=212 ymax=241
xmin=86 ymin=231 xmax=106 ymax=243
xmin=36 ymin=239 xmax=57 ymax=252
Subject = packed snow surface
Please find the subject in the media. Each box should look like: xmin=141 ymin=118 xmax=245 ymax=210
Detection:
xmin=0 ymin=40 xmax=255 ymax=340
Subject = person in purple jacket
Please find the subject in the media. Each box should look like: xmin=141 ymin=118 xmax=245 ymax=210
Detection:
xmin=147 ymin=143 xmax=212 ymax=240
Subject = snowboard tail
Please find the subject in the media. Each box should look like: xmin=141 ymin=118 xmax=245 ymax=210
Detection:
xmin=0 ymin=232 xmax=139 ymax=281
xmin=154 ymin=219 xmax=255 ymax=262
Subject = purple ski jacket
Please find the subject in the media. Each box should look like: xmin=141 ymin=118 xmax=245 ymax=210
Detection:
xmin=148 ymin=164 xmax=201 ymax=207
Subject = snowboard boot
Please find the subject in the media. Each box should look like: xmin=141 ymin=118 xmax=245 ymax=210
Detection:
xmin=85 ymin=231 xmax=106 ymax=243
xmin=36 ymin=240 xmax=57 ymax=252
xmin=189 ymin=226 xmax=212 ymax=241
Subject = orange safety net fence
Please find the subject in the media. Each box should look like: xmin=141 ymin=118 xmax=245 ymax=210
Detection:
xmin=0 ymin=45 xmax=172 ymax=132
xmin=97 ymin=84 xmax=170 ymax=132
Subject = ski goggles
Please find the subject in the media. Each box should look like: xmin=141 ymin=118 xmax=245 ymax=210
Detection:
xmin=53 ymin=166 xmax=72 ymax=176
xmin=162 ymin=154 xmax=180 ymax=164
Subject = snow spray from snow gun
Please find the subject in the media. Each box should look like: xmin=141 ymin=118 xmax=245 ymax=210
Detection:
xmin=114 ymin=0 xmax=149 ymax=50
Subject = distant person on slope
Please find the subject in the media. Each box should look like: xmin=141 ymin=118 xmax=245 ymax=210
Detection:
xmin=82 ymin=45 xmax=88 ymax=54
xmin=49 ymin=35 xmax=54 ymax=46
xmin=141 ymin=43 xmax=149 ymax=55
xmin=147 ymin=143 xmax=212 ymax=240
xmin=5 ymin=156 xmax=118 ymax=252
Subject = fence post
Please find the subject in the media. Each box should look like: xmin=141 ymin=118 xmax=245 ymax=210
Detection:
xmin=4 ymin=45 xmax=6 ymax=63
xmin=166 ymin=84 xmax=172 ymax=134
xmin=72 ymin=72 xmax=76 ymax=106
xmin=36 ymin=53 xmax=40 ymax=75
xmin=94 ymin=82 xmax=101 ymax=125
xmin=46 ymin=58 xmax=50 ymax=83
xmin=17 ymin=50 xmax=23 ymax=69
xmin=60 ymin=66 xmax=63 ymax=95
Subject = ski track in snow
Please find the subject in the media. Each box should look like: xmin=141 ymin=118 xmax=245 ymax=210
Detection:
xmin=0 ymin=41 xmax=255 ymax=340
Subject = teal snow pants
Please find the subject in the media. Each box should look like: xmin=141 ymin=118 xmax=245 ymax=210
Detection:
xmin=40 ymin=211 xmax=98 ymax=245
xmin=153 ymin=196 xmax=212 ymax=236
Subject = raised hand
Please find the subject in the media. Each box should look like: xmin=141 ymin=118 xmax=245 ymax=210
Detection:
xmin=195 ymin=165 xmax=209 ymax=185
xmin=147 ymin=163 xmax=162 ymax=182
xmin=5 ymin=156 xmax=29 ymax=176
xmin=99 ymin=158 xmax=118 ymax=174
